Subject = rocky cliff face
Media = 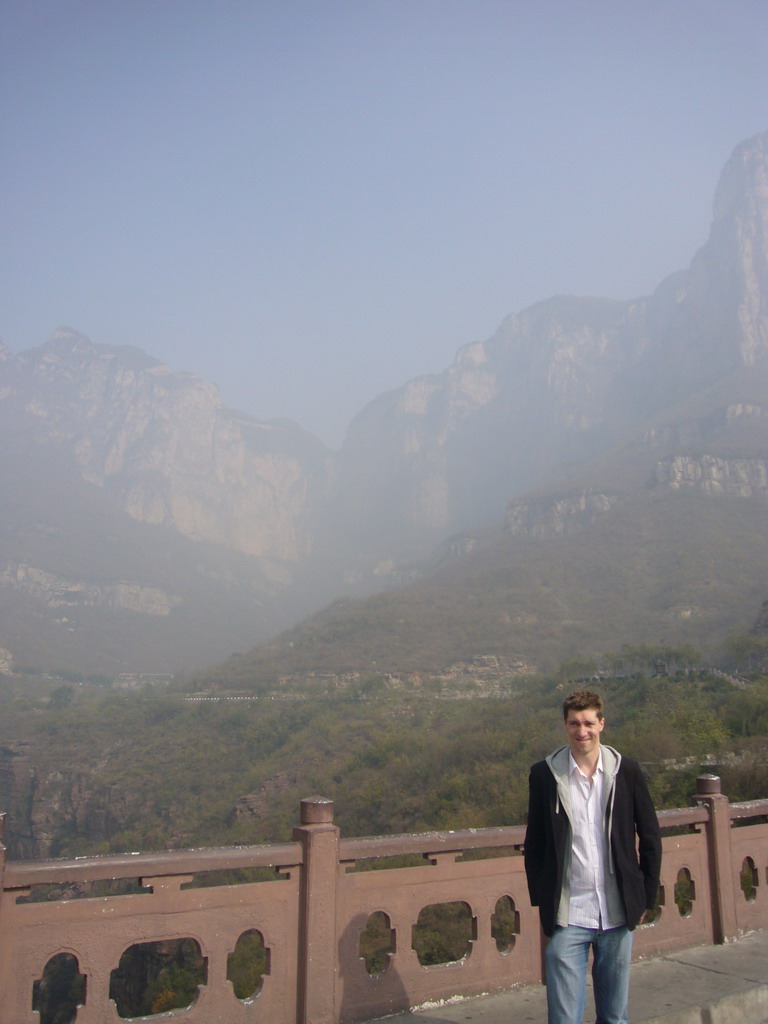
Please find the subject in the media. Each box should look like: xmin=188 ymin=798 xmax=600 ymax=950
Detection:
xmin=645 ymin=132 xmax=768 ymax=396
xmin=0 ymin=741 xmax=80 ymax=859
xmin=3 ymin=330 xmax=330 ymax=562
xmin=0 ymin=335 xmax=333 ymax=671
xmin=0 ymin=739 xmax=148 ymax=859
xmin=329 ymin=295 xmax=646 ymax=567
xmin=330 ymin=132 xmax=768 ymax=574
xmin=1 ymin=563 xmax=182 ymax=616
xmin=654 ymin=455 xmax=768 ymax=497
xmin=505 ymin=490 xmax=620 ymax=540
xmin=689 ymin=132 xmax=768 ymax=369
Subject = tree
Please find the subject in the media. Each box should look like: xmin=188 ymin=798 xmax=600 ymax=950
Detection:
xmin=723 ymin=634 xmax=768 ymax=672
xmin=48 ymin=685 xmax=74 ymax=710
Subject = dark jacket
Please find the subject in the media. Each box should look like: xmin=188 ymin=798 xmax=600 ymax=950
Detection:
xmin=523 ymin=744 xmax=661 ymax=937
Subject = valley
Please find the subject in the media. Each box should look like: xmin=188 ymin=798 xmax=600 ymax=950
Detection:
xmin=2 ymin=643 xmax=767 ymax=863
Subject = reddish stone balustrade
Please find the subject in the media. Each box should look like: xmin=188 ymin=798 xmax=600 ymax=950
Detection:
xmin=0 ymin=776 xmax=767 ymax=1024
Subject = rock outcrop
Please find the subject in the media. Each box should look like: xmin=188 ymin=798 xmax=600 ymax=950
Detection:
xmin=654 ymin=456 xmax=768 ymax=498
xmin=1 ymin=563 xmax=182 ymax=616
xmin=505 ymin=490 xmax=620 ymax=540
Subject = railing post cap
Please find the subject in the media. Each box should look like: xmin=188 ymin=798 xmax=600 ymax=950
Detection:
xmin=696 ymin=774 xmax=722 ymax=795
xmin=300 ymin=796 xmax=335 ymax=824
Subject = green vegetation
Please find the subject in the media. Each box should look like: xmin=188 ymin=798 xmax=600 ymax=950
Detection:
xmin=1 ymin=651 xmax=767 ymax=861
xmin=197 ymin=489 xmax=768 ymax=690
xmin=413 ymin=902 xmax=473 ymax=966
xmin=109 ymin=939 xmax=206 ymax=1018
xmin=32 ymin=953 xmax=86 ymax=1024
xmin=227 ymin=930 xmax=268 ymax=1000
xmin=359 ymin=912 xmax=393 ymax=975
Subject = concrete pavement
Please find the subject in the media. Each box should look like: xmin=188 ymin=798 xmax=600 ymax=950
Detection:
xmin=367 ymin=929 xmax=768 ymax=1024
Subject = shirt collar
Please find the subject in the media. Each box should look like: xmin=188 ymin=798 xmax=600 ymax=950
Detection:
xmin=569 ymin=749 xmax=603 ymax=778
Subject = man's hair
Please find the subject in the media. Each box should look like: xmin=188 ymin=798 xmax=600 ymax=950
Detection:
xmin=562 ymin=690 xmax=604 ymax=721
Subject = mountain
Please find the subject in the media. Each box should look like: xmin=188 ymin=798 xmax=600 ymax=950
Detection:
xmin=200 ymin=364 xmax=768 ymax=688
xmin=2 ymin=131 xmax=768 ymax=677
xmin=0 ymin=332 xmax=330 ymax=673
xmin=327 ymin=132 xmax=768 ymax=574
xmin=201 ymin=131 xmax=768 ymax=685
xmin=0 ymin=330 xmax=330 ymax=560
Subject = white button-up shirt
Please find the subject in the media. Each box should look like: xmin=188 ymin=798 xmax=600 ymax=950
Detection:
xmin=567 ymin=750 xmax=624 ymax=929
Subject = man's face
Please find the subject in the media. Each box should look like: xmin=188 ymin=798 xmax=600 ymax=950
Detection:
xmin=564 ymin=707 xmax=605 ymax=757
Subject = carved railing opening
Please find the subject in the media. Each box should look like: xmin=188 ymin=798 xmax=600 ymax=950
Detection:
xmin=227 ymin=928 xmax=270 ymax=1000
xmin=412 ymin=901 xmax=476 ymax=966
xmin=359 ymin=911 xmax=395 ymax=975
xmin=109 ymin=938 xmax=208 ymax=1017
xmin=346 ymin=854 xmax=424 ymax=873
xmin=675 ymin=868 xmax=696 ymax=917
xmin=491 ymin=894 xmax=520 ymax=953
xmin=32 ymin=952 xmax=87 ymax=1024
xmin=640 ymin=882 xmax=664 ymax=926
xmin=181 ymin=865 xmax=287 ymax=888
xmin=18 ymin=877 xmax=148 ymax=903
xmin=740 ymin=856 xmax=758 ymax=902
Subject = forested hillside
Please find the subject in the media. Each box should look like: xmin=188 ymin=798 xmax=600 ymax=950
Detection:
xmin=2 ymin=651 xmax=767 ymax=862
xmin=198 ymin=486 xmax=768 ymax=688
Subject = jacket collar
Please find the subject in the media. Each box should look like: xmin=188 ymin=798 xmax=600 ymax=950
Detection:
xmin=546 ymin=743 xmax=621 ymax=778
xmin=545 ymin=743 xmax=622 ymax=820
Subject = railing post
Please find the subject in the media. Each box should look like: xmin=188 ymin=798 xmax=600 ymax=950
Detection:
xmin=0 ymin=813 xmax=5 ymax=894
xmin=0 ymin=814 xmax=7 ymax=1017
xmin=0 ymin=813 xmax=5 ymax=923
xmin=293 ymin=796 xmax=340 ymax=1024
xmin=692 ymin=774 xmax=738 ymax=943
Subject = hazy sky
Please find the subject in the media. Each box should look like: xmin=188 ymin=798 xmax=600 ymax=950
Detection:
xmin=3 ymin=1 xmax=767 ymax=446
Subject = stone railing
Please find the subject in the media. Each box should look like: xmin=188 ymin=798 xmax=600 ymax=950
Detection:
xmin=1 ymin=775 xmax=767 ymax=1024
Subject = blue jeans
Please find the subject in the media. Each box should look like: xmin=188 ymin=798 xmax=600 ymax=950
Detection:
xmin=545 ymin=924 xmax=633 ymax=1024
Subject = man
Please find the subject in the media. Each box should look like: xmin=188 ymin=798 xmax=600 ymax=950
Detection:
xmin=524 ymin=690 xmax=661 ymax=1024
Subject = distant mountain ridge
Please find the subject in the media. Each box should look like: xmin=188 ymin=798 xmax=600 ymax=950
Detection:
xmin=0 ymin=328 xmax=329 ymax=561
xmin=2 ymin=131 xmax=768 ymax=675
xmin=330 ymin=133 xmax=768 ymax=567
xmin=0 ymin=331 xmax=331 ymax=672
